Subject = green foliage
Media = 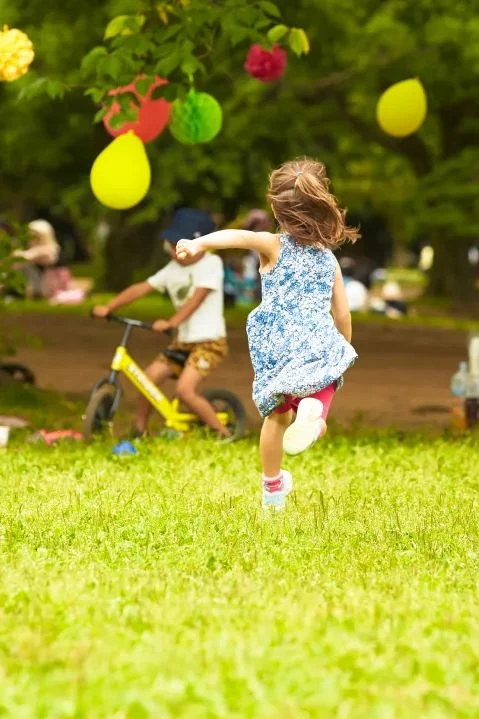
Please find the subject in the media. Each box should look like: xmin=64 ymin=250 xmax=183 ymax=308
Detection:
xmin=1 ymin=0 xmax=478 ymax=298
xmin=1 ymin=434 xmax=479 ymax=714
xmin=0 ymin=225 xmax=23 ymax=293
xmin=288 ymin=27 xmax=310 ymax=55
xmin=103 ymin=13 xmax=146 ymax=40
xmin=76 ymin=0 xmax=304 ymax=128
xmin=0 ymin=222 xmax=28 ymax=355
xmin=0 ymin=0 xmax=111 ymax=228
xmin=267 ymin=24 xmax=289 ymax=43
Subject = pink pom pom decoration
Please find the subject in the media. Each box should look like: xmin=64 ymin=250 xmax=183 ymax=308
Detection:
xmin=244 ymin=44 xmax=287 ymax=83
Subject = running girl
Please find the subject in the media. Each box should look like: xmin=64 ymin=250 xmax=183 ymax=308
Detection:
xmin=177 ymin=158 xmax=359 ymax=509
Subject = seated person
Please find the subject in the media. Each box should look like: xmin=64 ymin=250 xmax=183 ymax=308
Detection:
xmin=13 ymin=220 xmax=70 ymax=299
xmin=339 ymin=257 xmax=368 ymax=312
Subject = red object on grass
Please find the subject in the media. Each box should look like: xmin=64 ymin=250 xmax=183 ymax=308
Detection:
xmin=103 ymin=76 xmax=171 ymax=144
xmin=244 ymin=44 xmax=287 ymax=83
xmin=38 ymin=430 xmax=83 ymax=445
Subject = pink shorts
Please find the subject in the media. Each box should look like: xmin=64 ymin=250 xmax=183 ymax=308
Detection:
xmin=274 ymin=382 xmax=337 ymax=420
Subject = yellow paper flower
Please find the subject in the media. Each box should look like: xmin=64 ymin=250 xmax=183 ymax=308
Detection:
xmin=0 ymin=25 xmax=34 ymax=82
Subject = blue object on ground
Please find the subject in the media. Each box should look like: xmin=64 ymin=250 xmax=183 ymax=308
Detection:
xmin=112 ymin=441 xmax=137 ymax=456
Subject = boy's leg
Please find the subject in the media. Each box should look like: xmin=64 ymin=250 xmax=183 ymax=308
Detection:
xmin=260 ymin=410 xmax=294 ymax=510
xmin=176 ymin=366 xmax=230 ymax=436
xmin=134 ymin=360 xmax=174 ymax=433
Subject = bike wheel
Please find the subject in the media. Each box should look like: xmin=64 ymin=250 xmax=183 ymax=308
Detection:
xmin=0 ymin=369 xmax=14 ymax=387
xmin=203 ymin=388 xmax=246 ymax=440
xmin=83 ymin=385 xmax=117 ymax=441
xmin=0 ymin=363 xmax=36 ymax=385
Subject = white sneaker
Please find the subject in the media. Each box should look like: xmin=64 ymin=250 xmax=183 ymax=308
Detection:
xmin=262 ymin=470 xmax=293 ymax=511
xmin=283 ymin=398 xmax=325 ymax=456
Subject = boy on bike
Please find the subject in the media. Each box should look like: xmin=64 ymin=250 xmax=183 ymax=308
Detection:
xmin=93 ymin=209 xmax=230 ymax=437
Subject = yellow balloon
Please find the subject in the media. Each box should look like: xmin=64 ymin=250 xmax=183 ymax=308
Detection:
xmin=377 ymin=78 xmax=427 ymax=138
xmin=90 ymin=131 xmax=151 ymax=210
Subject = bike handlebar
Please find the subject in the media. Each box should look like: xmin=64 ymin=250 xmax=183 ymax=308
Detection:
xmin=91 ymin=311 xmax=172 ymax=336
xmin=107 ymin=313 xmax=154 ymax=331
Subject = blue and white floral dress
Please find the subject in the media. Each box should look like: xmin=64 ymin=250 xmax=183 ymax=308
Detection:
xmin=246 ymin=234 xmax=357 ymax=417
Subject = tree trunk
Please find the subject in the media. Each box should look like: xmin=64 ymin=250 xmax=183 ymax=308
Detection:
xmin=428 ymin=234 xmax=476 ymax=308
xmin=101 ymin=218 xmax=162 ymax=292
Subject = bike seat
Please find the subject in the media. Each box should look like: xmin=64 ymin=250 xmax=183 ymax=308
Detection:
xmin=163 ymin=348 xmax=190 ymax=367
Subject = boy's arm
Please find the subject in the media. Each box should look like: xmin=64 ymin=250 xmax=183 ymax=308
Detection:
xmin=93 ymin=281 xmax=154 ymax=318
xmin=177 ymin=230 xmax=277 ymax=262
xmin=152 ymin=288 xmax=210 ymax=332
xmin=331 ymin=261 xmax=352 ymax=343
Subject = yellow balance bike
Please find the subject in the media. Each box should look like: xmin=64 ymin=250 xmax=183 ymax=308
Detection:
xmin=83 ymin=314 xmax=246 ymax=441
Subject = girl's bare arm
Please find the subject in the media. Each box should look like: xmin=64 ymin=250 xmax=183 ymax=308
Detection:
xmin=331 ymin=261 xmax=352 ymax=342
xmin=177 ymin=230 xmax=279 ymax=270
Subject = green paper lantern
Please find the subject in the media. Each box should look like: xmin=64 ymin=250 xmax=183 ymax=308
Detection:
xmin=169 ymin=90 xmax=223 ymax=144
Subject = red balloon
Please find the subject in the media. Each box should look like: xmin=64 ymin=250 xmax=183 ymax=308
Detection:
xmin=103 ymin=76 xmax=171 ymax=144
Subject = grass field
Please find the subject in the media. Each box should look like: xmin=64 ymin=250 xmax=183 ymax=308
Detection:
xmin=4 ymin=293 xmax=479 ymax=333
xmin=1 ymin=427 xmax=479 ymax=718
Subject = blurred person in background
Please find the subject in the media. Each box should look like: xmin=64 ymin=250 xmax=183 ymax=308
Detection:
xmin=223 ymin=255 xmax=241 ymax=308
xmin=369 ymin=279 xmax=408 ymax=319
xmin=381 ymin=280 xmax=408 ymax=318
xmin=339 ymin=257 xmax=368 ymax=312
xmin=240 ymin=209 xmax=272 ymax=303
xmin=13 ymin=219 xmax=70 ymax=299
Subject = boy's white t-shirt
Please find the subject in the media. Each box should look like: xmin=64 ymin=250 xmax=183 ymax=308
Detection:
xmin=147 ymin=253 xmax=226 ymax=343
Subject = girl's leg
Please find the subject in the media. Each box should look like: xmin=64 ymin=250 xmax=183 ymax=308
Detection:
xmin=260 ymin=410 xmax=294 ymax=510
xmin=314 ymin=382 xmax=336 ymax=437
xmin=283 ymin=382 xmax=337 ymax=456
xmin=260 ymin=410 xmax=293 ymax=477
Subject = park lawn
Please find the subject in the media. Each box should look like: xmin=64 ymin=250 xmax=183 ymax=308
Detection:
xmin=0 ymin=431 xmax=479 ymax=718
xmin=4 ymin=295 xmax=479 ymax=333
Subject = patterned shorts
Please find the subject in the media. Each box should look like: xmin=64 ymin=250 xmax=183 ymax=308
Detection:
xmin=158 ymin=338 xmax=228 ymax=378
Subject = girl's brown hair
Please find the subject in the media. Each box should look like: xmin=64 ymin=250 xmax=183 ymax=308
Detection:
xmin=267 ymin=157 xmax=359 ymax=249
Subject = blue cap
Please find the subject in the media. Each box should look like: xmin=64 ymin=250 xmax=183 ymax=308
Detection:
xmin=163 ymin=208 xmax=216 ymax=246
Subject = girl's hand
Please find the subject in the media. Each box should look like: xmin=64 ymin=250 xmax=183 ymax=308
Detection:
xmin=176 ymin=239 xmax=201 ymax=260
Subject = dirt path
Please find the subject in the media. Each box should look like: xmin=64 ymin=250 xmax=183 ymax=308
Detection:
xmin=5 ymin=314 xmax=466 ymax=430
